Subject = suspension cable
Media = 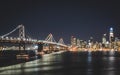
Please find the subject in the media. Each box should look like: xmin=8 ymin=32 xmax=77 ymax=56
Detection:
xmin=0 ymin=25 xmax=22 ymax=38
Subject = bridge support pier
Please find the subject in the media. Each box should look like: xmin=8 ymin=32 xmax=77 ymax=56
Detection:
xmin=19 ymin=43 xmax=25 ymax=53
xmin=38 ymin=43 xmax=43 ymax=52
xmin=0 ymin=43 xmax=3 ymax=51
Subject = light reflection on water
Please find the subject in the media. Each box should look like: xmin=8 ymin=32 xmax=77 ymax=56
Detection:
xmin=0 ymin=51 xmax=120 ymax=75
xmin=0 ymin=53 xmax=63 ymax=75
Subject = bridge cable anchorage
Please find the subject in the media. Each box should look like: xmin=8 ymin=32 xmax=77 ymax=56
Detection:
xmin=58 ymin=38 xmax=65 ymax=45
xmin=45 ymin=33 xmax=56 ymax=42
xmin=0 ymin=24 xmax=25 ymax=39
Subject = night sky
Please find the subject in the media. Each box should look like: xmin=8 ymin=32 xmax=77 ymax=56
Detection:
xmin=0 ymin=0 xmax=120 ymax=44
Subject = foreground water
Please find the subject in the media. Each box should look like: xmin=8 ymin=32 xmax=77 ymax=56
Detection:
xmin=0 ymin=51 xmax=120 ymax=75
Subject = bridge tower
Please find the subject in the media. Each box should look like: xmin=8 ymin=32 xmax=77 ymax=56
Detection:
xmin=58 ymin=38 xmax=68 ymax=50
xmin=19 ymin=24 xmax=25 ymax=39
xmin=18 ymin=24 xmax=26 ymax=51
xmin=58 ymin=38 xmax=65 ymax=45
xmin=58 ymin=38 xmax=64 ymax=50
xmin=45 ymin=33 xmax=56 ymax=52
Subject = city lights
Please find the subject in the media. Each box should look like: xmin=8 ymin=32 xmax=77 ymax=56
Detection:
xmin=69 ymin=27 xmax=120 ymax=52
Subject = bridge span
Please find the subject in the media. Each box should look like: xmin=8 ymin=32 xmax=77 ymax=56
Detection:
xmin=0 ymin=25 xmax=68 ymax=59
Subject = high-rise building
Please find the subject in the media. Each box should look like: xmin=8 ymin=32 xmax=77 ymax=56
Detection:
xmin=115 ymin=37 xmax=119 ymax=42
xmin=71 ymin=36 xmax=77 ymax=46
xmin=102 ymin=34 xmax=107 ymax=44
xmin=77 ymin=39 xmax=80 ymax=46
xmin=71 ymin=36 xmax=74 ymax=46
xmin=109 ymin=27 xmax=114 ymax=42
xmin=90 ymin=37 xmax=93 ymax=43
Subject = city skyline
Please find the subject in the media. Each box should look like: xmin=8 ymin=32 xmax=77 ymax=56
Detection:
xmin=0 ymin=0 xmax=120 ymax=44
xmin=1 ymin=1 xmax=120 ymax=74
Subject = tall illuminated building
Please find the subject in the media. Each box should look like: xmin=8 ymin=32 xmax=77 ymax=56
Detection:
xmin=109 ymin=27 xmax=114 ymax=42
xmin=71 ymin=36 xmax=77 ymax=46
xmin=102 ymin=34 xmax=107 ymax=44
xmin=90 ymin=37 xmax=93 ymax=43
xmin=77 ymin=39 xmax=80 ymax=46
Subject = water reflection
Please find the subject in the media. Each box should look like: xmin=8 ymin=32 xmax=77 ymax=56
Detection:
xmin=109 ymin=50 xmax=115 ymax=56
xmin=0 ymin=51 xmax=120 ymax=75
xmin=0 ymin=53 xmax=63 ymax=75
xmin=86 ymin=51 xmax=93 ymax=75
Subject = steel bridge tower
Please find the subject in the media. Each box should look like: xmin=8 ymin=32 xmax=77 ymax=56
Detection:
xmin=18 ymin=24 xmax=26 ymax=51
xmin=19 ymin=24 xmax=25 ymax=39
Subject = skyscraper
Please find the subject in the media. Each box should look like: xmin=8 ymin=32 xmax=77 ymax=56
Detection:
xmin=71 ymin=36 xmax=77 ymax=46
xmin=77 ymin=39 xmax=80 ymax=47
xmin=90 ymin=37 xmax=93 ymax=43
xmin=109 ymin=27 xmax=114 ymax=42
xmin=102 ymin=34 xmax=107 ymax=44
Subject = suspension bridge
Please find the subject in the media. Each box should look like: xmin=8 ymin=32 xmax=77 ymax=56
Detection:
xmin=0 ymin=24 xmax=68 ymax=59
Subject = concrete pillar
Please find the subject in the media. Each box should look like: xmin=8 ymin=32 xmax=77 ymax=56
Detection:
xmin=38 ymin=43 xmax=43 ymax=52
xmin=19 ymin=42 xmax=25 ymax=54
xmin=0 ymin=43 xmax=3 ymax=51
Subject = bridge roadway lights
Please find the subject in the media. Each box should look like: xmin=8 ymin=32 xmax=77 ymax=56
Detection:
xmin=48 ymin=44 xmax=68 ymax=52
xmin=58 ymin=46 xmax=68 ymax=51
xmin=64 ymin=47 xmax=68 ymax=50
